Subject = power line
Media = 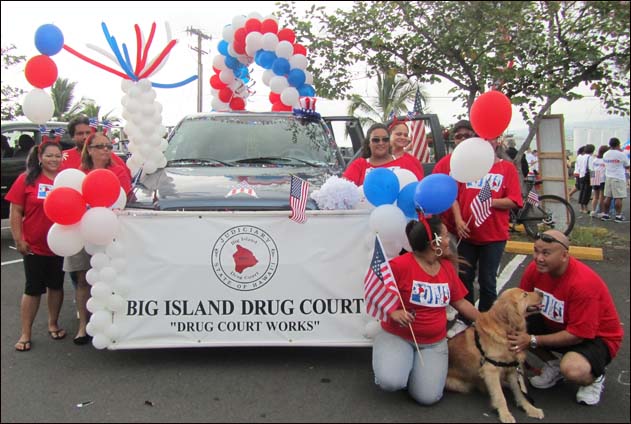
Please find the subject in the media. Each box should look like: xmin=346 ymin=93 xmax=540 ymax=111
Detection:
xmin=186 ymin=27 xmax=212 ymax=112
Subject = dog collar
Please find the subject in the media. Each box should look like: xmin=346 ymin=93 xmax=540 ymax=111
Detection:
xmin=474 ymin=329 xmax=520 ymax=368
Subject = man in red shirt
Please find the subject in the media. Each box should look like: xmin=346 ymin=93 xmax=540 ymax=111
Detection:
xmin=508 ymin=230 xmax=623 ymax=406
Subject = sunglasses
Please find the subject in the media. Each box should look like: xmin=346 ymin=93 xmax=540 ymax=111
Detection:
xmin=453 ymin=132 xmax=474 ymax=140
xmin=90 ymin=144 xmax=114 ymax=150
xmin=370 ymin=136 xmax=390 ymax=143
xmin=536 ymin=232 xmax=569 ymax=250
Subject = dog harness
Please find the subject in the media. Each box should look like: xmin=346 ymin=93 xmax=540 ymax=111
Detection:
xmin=474 ymin=329 xmax=519 ymax=368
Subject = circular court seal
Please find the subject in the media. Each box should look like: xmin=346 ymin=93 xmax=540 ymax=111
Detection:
xmin=211 ymin=225 xmax=279 ymax=291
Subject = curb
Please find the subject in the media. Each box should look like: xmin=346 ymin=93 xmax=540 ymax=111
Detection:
xmin=506 ymin=241 xmax=604 ymax=261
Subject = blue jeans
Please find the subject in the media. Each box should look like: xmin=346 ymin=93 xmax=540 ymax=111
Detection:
xmin=457 ymin=240 xmax=506 ymax=312
xmin=372 ymin=330 xmax=448 ymax=405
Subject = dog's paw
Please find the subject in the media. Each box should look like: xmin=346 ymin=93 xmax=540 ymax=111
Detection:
xmin=525 ymin=406 xmax=544 ymax=420
xmin=498 ymin=409 xmax=516 ymax=423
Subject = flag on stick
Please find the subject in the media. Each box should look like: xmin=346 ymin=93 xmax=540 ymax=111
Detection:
xmin=289 ymin=175 xmax=309 ymax=223
xmin=471 ymin=180 xmax=493 ymax=227
xmin=364 ymin=235 xmax=401 ymax=321
xmin=407 ymin=87 xmax=429 ymax=162
xmin=526 ymin=187 xmax=539 ymax=206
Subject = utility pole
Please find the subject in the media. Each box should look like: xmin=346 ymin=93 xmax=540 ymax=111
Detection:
xmin=186 ymin=27 xmax=212 ymax=113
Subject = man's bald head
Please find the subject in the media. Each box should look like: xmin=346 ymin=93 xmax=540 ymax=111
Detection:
xmin=544 ymin=230 xmax=570 ymax=249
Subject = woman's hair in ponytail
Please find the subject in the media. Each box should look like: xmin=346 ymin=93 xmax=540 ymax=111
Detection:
xmin=405 ymin=215 xmax=443 ymax=253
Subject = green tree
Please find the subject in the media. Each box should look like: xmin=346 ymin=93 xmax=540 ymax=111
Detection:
xmin=347 ymin=70 xmax=425 ymax=127
xmin=51 ymin=78 xmax=90 ymax=121
xmin=1 ymin=45 xmax=26 ymax=120
xmin=81 ymin=100 xmax=119 ymax=124
xmin=278 ymin=1 xmax=630 ymax=159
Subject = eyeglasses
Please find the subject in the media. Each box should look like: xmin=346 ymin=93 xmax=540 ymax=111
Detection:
xmin=536 ymin=232 xmax=569 ymax=250
xmin=370 ymin=137 xmax=390 ymax=143
xmin=453 ymin=132 xmax=474 ymax=141
xmin=90 ymin=144 xmax=114 ymax=150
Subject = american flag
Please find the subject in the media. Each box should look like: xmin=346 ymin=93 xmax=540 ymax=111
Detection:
xmin=89 ymin=117 xmax=99 ymax=129
xmin=289 ymin=175 xmax=309 ymax=223
xmin=364 ymin=235 xmax=401 ymax=321
xmin=225 ymin=181 xmax=258 ymax=198
xmin=526 ymin=187 xmax=539 ymax=206
xmin=407 ymin=87 xmax=429 ymax=163
xmin=471 ymin=179 xmax=493 ymax=227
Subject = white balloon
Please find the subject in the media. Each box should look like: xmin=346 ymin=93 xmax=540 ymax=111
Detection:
xmin=106 ymin=294 xmax=126 ymax=313
xmin=85 ymin=268 xmax=100 ymax=286
xmin=84 ymin=242 xmax=106 ymax=256
xmin=121 ymin=79 xmax=133 ymax=93
xmin=280 ymin=87 xmax=299 ymax=107
xmin=22 ymin=88 xmax=54 ymax=124
xmin=262 ymin=69 xmax=275 ymax=86
xmin=90 ymin=252 xmax=110 ymax=270
xmin=369 ymin=205 xmax=408 ymax=247
xmin=105 ymin=240 xmax=125 ymax=258
xmin=137 ymin=78 xmax=152 ymax=92
xmin=212 ymin=54 xmax=227 ymax=71
xmin=275 ymin=40 xmax=294 ymax=59
xmin=86 ymin=297 xmax=106 ymax=314
xmin=91 ymin=333 xmax=112 ymax=350
xmin=53 ymin=169 xmax=86 ymax=192
xmin=288 ymin=54 xmax=308 ymax=70
xmin=110 ymin=187 xmax=127 ymax=210
xmin=110 ymin=257 xmax=127 ymax=273
xmin=393 ymin=168 xmax=419 ymax=188
xmin=219 ymin=69 xmax=235 ymax=84
xmin=91 ymin=282 xmax=113 ymax=301
xmin=80 ymin=207 xmax=119 ymax=246
xmin=450 ymin=137 xmax=495 ymax=183
xmin=211 ymin=97 xmax=229 ymax=111
xmin=363 ymin=320 xmax=382 ymax=339
xmin=112 ymin=277 xmax=132 ymax=297
xmin=261 ymin=33 xmax=279 ymax=51
xmin=269 ymin=76 xmax=289 ymax=94
xmin=47 ymin=224 xmax=84 ymax=257
xmin=99 ymin=266 xmax=117 ymax=283
xmin=104 ymin=323 xmax=121 ymax=340
xmin=245 ymin=32 xmax=263 ymax=54
xmin=232 ymin=15 xmax=247 ymax=29
xmin=247 ymin=11 xmax=263 ymax=19
xmin=222 ymin=24 xmax=234 ymax=42
xmin=354 ymin=186 xmax=375 ymax=210
xmin=304 ymin=70 xmax=314 ymax=85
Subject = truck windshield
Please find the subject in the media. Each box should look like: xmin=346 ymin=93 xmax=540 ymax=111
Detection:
xmin=165 ymin=115 xmax=340 ymax=167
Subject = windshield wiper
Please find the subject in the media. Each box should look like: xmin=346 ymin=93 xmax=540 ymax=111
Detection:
xmin=232 ymin=156 xmax=320 ymax=167
xmin=167 ymin=158 xmax=233 ymax=167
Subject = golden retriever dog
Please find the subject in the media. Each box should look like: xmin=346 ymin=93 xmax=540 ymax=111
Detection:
xmin=446 ymin=288 xmax=544 ymax=423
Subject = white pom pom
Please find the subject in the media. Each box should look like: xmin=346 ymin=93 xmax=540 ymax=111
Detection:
xmin=310 ymin=176 xmax=361 ymax=210
xmin=363 ymin=320 xmax=382 ymax=339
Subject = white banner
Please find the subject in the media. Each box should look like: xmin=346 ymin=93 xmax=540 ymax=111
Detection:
xmin=105 ymin=210 xmax=376 ymax=349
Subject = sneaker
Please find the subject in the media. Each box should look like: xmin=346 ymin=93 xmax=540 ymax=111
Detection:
xmin=614 ymin=215 xmax=626 ymax=222
xmin=529 ymin=359 xmax=562 ymax=389
xmin=576 ymin=374 xmax=605 ymax=405
xmin=600 ymin=214 xmax=610 ymax=221
xmin=447 ymin=319 xmax=468 ymax=338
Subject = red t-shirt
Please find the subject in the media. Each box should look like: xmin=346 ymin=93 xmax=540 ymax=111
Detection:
xmin=432 ymin=154 xmax=456 ymax=234
xmin=61 ymin=147 xmax=131 ymax=180
xmin=382 ymin=253 xmax=468 ymax=344
xmin=5 ymin=173 xmax=57 ymax=256
xmin=342 ymin=155 xmax=424 ymax=186
xmin=457 ymin=160 xmax=523 ymax=243
xmin=520 ymin=257 xmax=623 ymax=359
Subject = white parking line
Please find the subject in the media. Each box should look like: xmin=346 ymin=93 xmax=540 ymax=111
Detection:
xmin=497 ymin=254 xmax=527 ymax=292
xmin=2 ymin=259 xmax=23 ymax=266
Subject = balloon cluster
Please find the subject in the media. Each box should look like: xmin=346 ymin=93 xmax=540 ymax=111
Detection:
xmin=22 ymin=24 xmax=64 ymax=124
xmin=120 ymin=79 xmax=168 ymax=175
xmin=357 ymin=168 xmax=457 ymax=258
xmin=210 ymin=13 xmax=315 ymax=112
xmin=45 ymin=168 xmax=126 ymax=257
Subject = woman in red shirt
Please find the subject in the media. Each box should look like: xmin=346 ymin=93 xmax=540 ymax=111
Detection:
xmin=372 ymin=215 xmax=478 ymax=405
xmin=6 ymin=141 xmax=66 ymax=351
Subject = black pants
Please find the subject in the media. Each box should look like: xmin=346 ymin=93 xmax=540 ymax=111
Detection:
xmin=578 ymin=175 xmax=592 ymax=207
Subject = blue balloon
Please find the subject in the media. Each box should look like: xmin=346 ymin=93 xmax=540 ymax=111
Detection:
xmin=272 ymin=58 xmax=290 ymax=76
xmin=35 ymin=24 xmax=64 ymax=56
xmin=259 ymin=51 xmax=276 ymax=69
xmin=397 ymin=182 xmax=419 ymax=219
xmin=218 ymin=40 xmax=229 ymax=56
xmin=363 ymin=168 xmax=400 ymax=207
xmin=298 ymin=84 xmax=316 ymax=97
xmin=225 ymin=56 xmax=240 ymax=70
xmin=287 ymin=69 xmax=306 ymax=88
xmin=414 ymin=174 xmax=458 ymax=215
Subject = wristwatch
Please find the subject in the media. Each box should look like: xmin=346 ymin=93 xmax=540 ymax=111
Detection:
xmin=529 ymin=334 xmax=538 ymax=349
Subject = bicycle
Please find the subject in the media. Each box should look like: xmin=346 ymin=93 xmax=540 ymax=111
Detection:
xmin=510 ymin=179 xmax=576 ymax=238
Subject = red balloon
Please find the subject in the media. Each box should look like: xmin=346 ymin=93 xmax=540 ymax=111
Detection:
xmin=44 ymin=187 xmax=86 ymax=225
xmin=293 ymin=44 xmax=307 ymax=56
xmin=269 ymin=92 xmax=281 ymax=103
xmin=277 ymin=28 xmax=296 ymax=43
xmin=261 ymin=19 xmax=278 ymax=34
xmin=470 ymin=91 xmax=512 ymax=139
xmin=233 ymin=39 xmax=246 ymax=55
xmin=244 ymin=18 xmax=261 ymax=33
xmin=218 ymin=87 xmax=233 ymax=103
xmin=233 ymin=28 xmax=247 ymax=44
xmin=82 ymin=169 xmax=120 ymax=207
xmin=210 ymin=74 xmax=226 ymax=89
xmin=230 ymin=97 xmax=245 ymax=110
xmin=25 ymin=55 xmax=58 ymax=88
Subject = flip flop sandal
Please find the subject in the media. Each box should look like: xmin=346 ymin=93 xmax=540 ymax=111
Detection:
xmin=15 ymin=340 xmax=31 ymax=352
xmin=48 ymin=329 xmax=67 ymax=340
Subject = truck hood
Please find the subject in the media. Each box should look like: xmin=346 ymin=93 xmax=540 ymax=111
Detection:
xmin=127 ymin=166 xmax=336 ymax=211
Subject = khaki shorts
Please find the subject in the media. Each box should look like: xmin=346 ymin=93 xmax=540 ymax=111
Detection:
xmin=63 ymin=248 xmax=91 ymax=272
xmin=604 ymin=177 xmax=627 ymax=199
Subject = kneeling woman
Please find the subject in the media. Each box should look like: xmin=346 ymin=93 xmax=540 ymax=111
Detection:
xmin=372 ymin=216 xmax=479 ymax=405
